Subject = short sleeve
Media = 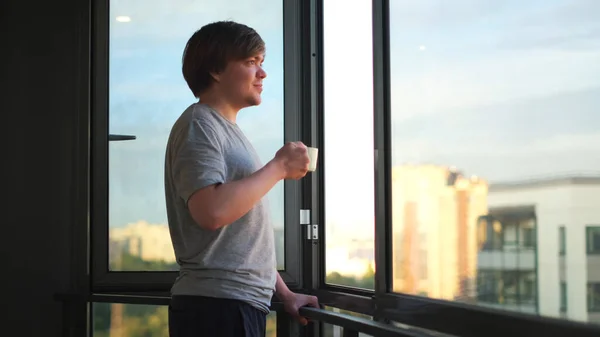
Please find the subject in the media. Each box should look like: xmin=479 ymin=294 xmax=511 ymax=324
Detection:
xmin=171 ymin=119 xmax=226 ymax=203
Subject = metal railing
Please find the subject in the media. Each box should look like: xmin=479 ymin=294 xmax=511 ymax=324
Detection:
xmin=298 ymin=306 xmax=433 ymax=337
xmin=55 ymin=293 xmax=438 ymax=337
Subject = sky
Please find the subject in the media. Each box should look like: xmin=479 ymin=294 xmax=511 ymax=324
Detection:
xmin=107 ymin=0 xmax=600 ymax=242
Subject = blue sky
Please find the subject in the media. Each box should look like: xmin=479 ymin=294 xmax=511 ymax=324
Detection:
xmin=108 ymin=0 xmax=284 ymax=228
xmin=388 ymin=0 xmax=600 ymax=182
xmin=107 ymin=0 xmax=600 ymax=233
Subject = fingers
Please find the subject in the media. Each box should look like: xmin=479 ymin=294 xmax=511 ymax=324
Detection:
xmin=277 ymin=141 xmax=310 ymax=180
xmin=295 ymin=141 xmax=307 ymax=149
xmin=286 ymin=141 xmax=305 ymax=150
xmin=307 ymin=295 xmax=319 ymax=308
xmin=295 ymin=146 xmax=310 ymax=168
xmin=293 ymin=147 xmax=310 ymax=176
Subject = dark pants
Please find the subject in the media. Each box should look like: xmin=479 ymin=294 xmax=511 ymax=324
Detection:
xmin=169 ymin=295 xmax=267 ymax=337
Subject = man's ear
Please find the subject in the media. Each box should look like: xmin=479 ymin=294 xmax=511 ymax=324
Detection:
xmin=209 ymin=71 xmax=221 ymax=83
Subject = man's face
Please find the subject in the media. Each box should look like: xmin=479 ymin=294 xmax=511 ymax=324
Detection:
xmin=218 ymin=53 xmax=267 ymax=109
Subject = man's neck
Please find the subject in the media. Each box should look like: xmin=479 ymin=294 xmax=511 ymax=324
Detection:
xmin=198 ymin=92 xmax=239 ymax=124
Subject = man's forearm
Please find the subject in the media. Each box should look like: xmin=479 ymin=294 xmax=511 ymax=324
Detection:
xmin=275 ymin=272 xmax=293 ymax=301
xmin=190 ymin=159 xmax=284 ymax=230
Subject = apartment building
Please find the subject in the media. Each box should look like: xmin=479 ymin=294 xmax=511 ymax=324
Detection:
xmin=479 ymin=176 xmax=600 ymax=324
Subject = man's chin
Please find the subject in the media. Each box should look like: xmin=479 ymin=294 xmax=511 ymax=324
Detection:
xmin=246 ymin=97 xmax=262 ymax=107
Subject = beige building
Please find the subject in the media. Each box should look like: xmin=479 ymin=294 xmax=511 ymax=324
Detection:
xmin=110 ymin=220 xmax=176 ymax=263
xmin=391 ymin=165 xmax=488 ymax=301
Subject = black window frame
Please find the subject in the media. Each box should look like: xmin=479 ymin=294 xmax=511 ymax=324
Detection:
xmin=90 ymin=0 xmax=309 ymax=292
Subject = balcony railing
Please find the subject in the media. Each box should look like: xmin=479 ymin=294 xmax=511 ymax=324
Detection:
xmin=55 ymin=292 xmax=437 ymax=337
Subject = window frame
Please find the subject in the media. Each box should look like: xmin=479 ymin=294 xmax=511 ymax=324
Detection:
xmin=314 ymin=0 xmax=383 ymax=301
xmin=560 ymin=282 xmax=567 ymax=313
xmin=310 ymin=1 xmax=600 ymax=337
xmin=90 ymin=0 xmax=308 ymax=292
xmin=586 ymin=226 xmax=600 ymax=255
xmin=588 ymin=283 xmax=600 ymax=313
xmin=559 ymin=226 xmax=566 ymax=256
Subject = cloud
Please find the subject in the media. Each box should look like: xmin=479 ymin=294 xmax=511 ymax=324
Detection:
xmin=388 ymin=0 xmax=600 ymax=122
xmin=110 ymin=0 xmax=282 ymax=41
xmin=111 ymin=81 xmax=190 ymax=103
xmin=498 ymin=29 xmax=600 ymax=52
xmin=390 ymin=87 xmax=600 ymax=181
xmin=390 ymin=42 xmax=600 ymax=121
xmin=495 ymin=1 xmax=600 ymax=52
xmin=392 ymin=134 xmax=600 ymax=183
xmin=514 ymin=0 xmax=600 ymax=28
xmin=389 ymin=0 xmax=510 ymax=30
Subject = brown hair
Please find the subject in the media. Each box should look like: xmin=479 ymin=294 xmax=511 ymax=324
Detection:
xmin=182 ymin=21 xmax=265 ymax=97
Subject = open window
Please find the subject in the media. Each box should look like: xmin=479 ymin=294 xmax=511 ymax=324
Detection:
xmin=313 ymin=0 xmax=600 ymax=336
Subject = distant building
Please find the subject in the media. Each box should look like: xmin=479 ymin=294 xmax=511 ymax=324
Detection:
xmin=110 ymin=221 xmax=175 ymax=263
xmin=391 ymin=164 xmax=489 ymax=301
xmin=109 ymin=221 xmax=287 ymax=270
xmin=480 ymin=175 xmax=600 ymax=324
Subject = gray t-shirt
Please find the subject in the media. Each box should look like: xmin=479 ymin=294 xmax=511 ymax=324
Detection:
xmin=164 ymin=102 xmax=277 ymax=313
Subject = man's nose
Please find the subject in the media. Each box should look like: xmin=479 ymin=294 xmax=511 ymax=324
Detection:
xmin=258 ymin=68 xmax=267 ymax=79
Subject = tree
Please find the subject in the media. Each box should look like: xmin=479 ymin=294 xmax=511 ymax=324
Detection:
xmin=325 ymin=265 xmax=375 ymax=290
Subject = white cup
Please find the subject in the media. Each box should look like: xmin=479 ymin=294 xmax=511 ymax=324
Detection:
xmin=307 ymin=147 xmax=319 ymax=172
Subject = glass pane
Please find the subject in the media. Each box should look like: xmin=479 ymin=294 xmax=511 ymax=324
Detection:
xmin=589 ymin=283 xmax=600 ymax=312
xmin=389 ymin=0 xmax=600 ymax=325
xmin=92 ymin=303 xmax=276 ymax=336
xmin=322 ymin=0 xmax=375 ymax=290
xmin=587 ymin=226 xmax=600 ymax=254
xmin=560 ymin=282 xmax=567 ymax=313
xmin=559 ymin=226 xmax=566 ymax=255
xmin=108 ymin=0 xmax=285 ymax=271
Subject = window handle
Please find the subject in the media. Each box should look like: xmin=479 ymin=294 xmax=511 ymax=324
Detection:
xmin=108 ymin=134 xmax=136 ymax=141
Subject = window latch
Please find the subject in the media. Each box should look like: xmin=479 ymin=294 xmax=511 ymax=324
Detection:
xmin=300 ymin=209 xmax=319 ymax=240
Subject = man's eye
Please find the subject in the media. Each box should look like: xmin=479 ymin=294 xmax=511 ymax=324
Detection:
xmin=248 ymin=60 xmax=256 ymax=65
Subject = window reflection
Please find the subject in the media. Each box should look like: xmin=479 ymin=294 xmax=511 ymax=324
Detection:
xmin=389 ymin=0 xmax=600 ymax=325
xmin=107 ymin=0 xmax=285 ymax=271
xmin=92 ymin=303 xmax=276 ymax=337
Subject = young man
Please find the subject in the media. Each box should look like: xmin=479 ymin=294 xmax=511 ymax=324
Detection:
xmin=164 ymin=21 xmax=319 ymax=336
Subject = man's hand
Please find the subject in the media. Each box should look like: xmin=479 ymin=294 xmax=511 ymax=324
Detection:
xmin=272 ymin=142 xmax=310 ymax=180
xmin=281 ymin=292 xmax=320 ymax=325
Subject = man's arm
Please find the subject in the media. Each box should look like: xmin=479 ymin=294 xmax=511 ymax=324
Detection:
xmin=276 ymin=272 xmax=319 ymax=325
xmin=173 ymin=119 xmax=309 ymax=231
xmin=275 ymin=272 xmax=294 ymax=302
xmin=187 ymin=159 xmax=285 ymax=231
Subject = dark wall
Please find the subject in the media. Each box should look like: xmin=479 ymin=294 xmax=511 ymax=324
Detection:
xmin=2 ymin=0 xmax=90 ymax=335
